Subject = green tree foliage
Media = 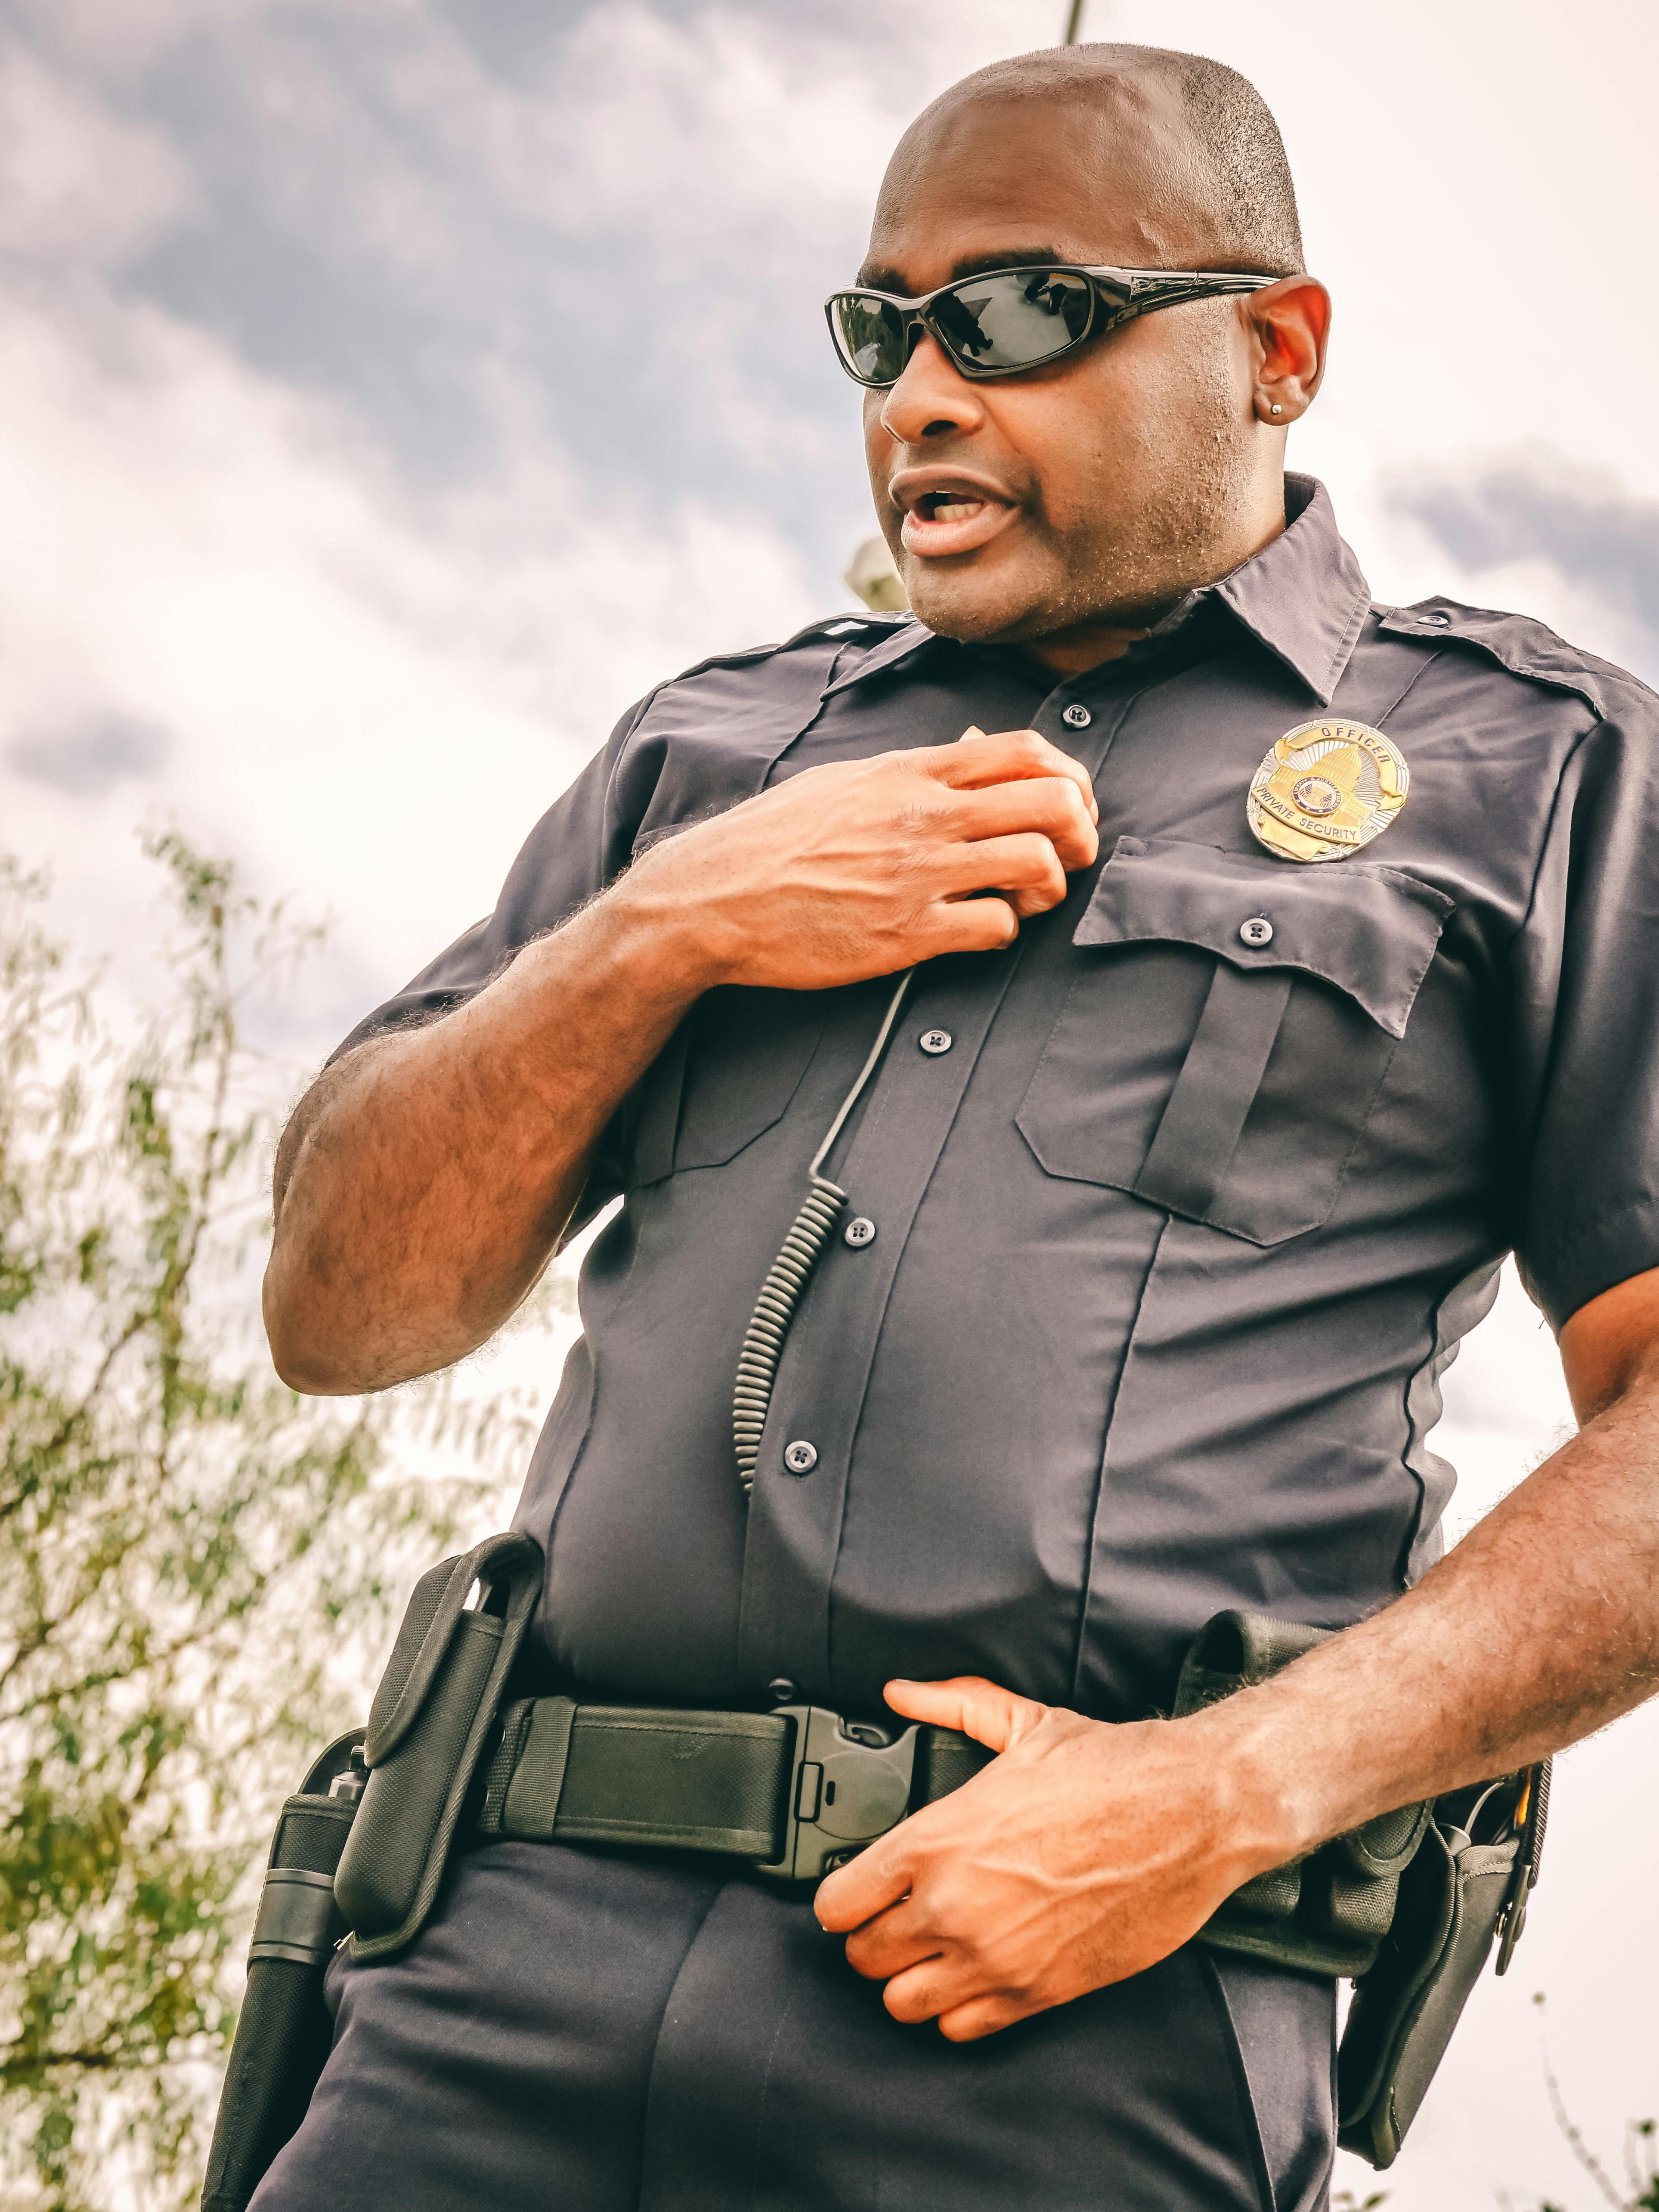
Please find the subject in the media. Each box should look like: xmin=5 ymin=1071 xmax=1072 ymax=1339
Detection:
xmin=0 ymin=840 xmax=537 ymax=2209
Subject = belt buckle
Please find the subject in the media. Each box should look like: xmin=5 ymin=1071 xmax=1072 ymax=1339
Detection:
xmin=756 ymin=1706 xmax=919 ymax=1882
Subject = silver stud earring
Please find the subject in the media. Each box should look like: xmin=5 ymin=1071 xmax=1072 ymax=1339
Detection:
xmin=1270 ymin=403 xmax=1283 ymax=416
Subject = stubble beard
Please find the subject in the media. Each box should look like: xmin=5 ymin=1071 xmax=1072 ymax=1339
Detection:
xmin=902 ymin=418 xmax=1262 ymax=649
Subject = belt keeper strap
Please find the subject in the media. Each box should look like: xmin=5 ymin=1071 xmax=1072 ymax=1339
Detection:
xmin=481 ymin=1699 xmax=793 ymax=1859
xmin=478 ymin=1698 xmax=536 ymax=1834
xmin=499 ymin=1697 xmax=576 ymax=1839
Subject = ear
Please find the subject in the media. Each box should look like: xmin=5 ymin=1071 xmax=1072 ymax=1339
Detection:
xmin=1245 ymin=276 xmax=1332 ymax=426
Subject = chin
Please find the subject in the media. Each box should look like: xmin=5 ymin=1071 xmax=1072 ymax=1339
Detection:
xmin=902 ymin=565 xmax=1045 ymax=646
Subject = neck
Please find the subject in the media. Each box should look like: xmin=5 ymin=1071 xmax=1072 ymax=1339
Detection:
xmin=1018 ymin=619 xmax=1158 ymax=678
xmin=1017 ymin=481 xmax=1291 ymax=679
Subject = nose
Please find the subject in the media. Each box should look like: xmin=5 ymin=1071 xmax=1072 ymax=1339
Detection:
xmin=877 ymin=331 xmax=988 ymax=446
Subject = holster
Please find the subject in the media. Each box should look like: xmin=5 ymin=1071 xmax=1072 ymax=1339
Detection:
xmin=200 ymin=1531 xmax=542 ymax=2212
xmin=1176 ymin=1610 xmax=1547 ymax=2172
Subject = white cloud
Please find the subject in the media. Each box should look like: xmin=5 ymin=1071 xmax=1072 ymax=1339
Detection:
xmin=0 ymin=35 xmax=194 ymax=264
xmin=0 ymin=267 xmax=820 ymax=1047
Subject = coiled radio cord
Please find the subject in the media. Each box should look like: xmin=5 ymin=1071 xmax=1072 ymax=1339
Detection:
xmin=732 ymin=967 xmax=916 ymax=1499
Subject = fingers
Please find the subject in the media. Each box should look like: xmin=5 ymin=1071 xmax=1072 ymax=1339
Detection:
xmin=878 ymin=1955 xmax=993 ymax=2027
xmin=944 ymin=776 xmax=1099 ymax=873
xmin=882 ymin=1674 xmax=1047 ymax=1752
xmin=841 ymin=1895 xmax=941 ymax=1984
xmin=915 ymin=895 xmax=1021 ymax=959
xmin=923 ymin=727 xmax=1098 ymax=824
xmin=936 ymin=1993 xmax=1029 ymax=2042
xmin=934 ymin=832 xmax=1068 ymax=920
xmin=815 ymin=1828 xmax=913 ymax=1933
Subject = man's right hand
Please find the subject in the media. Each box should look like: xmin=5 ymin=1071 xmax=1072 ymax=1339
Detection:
xmin=618 ymin=725 xmax=1098 ymax=993
xmin=262 ymin=726 xmax=1096 ymax=1394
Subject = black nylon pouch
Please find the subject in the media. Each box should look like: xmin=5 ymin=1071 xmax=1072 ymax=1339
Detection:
xmin=1176 ymin=1613 xmax=1431 ymax=1979
xmin=1336 ymin=1768 xmax=1544 ymax=2169
xmin=1177 ymin=1609 xmax=1544 ymax=2171
xmin=201 ymin=1732 xmax=364 ymax=2212
xmin=334 ymin=1530 xmax=542 ymax=1961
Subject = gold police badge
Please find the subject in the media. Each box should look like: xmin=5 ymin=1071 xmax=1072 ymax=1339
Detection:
xmin=1247 ymin=719 xmax=1409 ymax=863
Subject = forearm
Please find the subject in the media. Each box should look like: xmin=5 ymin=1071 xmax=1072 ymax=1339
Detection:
xmin=263 ymin=891 xmax=709 ymax=1393
xmin=264 ymin=725 xmax=1099 ymax=1395
xmin=1215 ymin=1356 xmax=1659 ymax=1868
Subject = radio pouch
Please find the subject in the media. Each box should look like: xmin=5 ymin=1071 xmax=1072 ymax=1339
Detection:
xmin=1176 ymin=1609 xmax=1546 ymax=2172
xmin=334 ymin=1529 xmax=543 ymax=1961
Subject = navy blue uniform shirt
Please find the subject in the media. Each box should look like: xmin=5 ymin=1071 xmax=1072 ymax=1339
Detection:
xmin=340 ymin=475 xmax=1659 ymax=1722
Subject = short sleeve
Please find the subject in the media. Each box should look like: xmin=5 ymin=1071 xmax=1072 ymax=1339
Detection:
xmin=325 ymin=691 xmax=663 ymax=1223
xmin=1511 ymin=694 xmax=1659 ymax=1329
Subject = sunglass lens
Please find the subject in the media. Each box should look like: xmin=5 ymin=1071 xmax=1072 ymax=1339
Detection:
xmin=829 ymin=294 xmax=910 ymax=386
xmin=933 ymin=271 xmax=1093 ymax=371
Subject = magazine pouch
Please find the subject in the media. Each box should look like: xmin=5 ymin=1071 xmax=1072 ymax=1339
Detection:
xmin=1176 ymin=1613 xmax=1432 ymax=1979
xmin=200 ymin=1731 xmax=365 ymax=2212
xmin=1176 ymin=1610 xmax=1546 ymax=2171
xmin=334 ymin=1530 xmax=543 ymax=1961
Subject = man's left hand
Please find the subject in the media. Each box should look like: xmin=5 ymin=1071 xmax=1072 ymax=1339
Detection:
xmin=813 ymin=1677 xmax=1278 ymax=2042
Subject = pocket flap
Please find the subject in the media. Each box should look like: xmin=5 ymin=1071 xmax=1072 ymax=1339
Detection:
xmin=363 ymin=1530 xmax=541 ymax=1767
xmin=1075 ymin=837 xmax=1453 ymax=1039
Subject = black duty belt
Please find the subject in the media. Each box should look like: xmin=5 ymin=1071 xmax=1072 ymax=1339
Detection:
xmin=474 ymin=1698 xmax=991 ymax=1881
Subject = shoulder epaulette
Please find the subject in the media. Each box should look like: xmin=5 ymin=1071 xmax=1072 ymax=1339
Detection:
xmin=665 ymin=610 xmax=910 ymax=688
xmin=1374 ymin=598 xmax=1657 ymax=722
xmin=792 ymin=610 xmax=912 ymax=643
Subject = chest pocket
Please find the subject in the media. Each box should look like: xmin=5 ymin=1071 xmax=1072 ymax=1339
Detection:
xmin=1016 ymin=837 xmax=1453 ymax=1246
xmin=631 ymin=986 xmax=826 ymax=1187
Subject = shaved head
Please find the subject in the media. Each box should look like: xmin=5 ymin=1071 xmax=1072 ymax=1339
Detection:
xmin=877 ymin=44 xmax=1304 ymax=280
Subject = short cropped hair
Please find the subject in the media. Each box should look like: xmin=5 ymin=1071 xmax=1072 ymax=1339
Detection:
xmin=934 ymin=44 xmax=1305 ymax=278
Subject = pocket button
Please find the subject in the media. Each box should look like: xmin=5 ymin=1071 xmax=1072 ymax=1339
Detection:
xmin=1238 ymin=917 xmax=1275 ymax=948
xmin=919 ymin=1029 xmax=953 ymax=1055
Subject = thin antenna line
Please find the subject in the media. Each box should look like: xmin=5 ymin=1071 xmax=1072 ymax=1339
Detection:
xmin=1062 ymin=0 xmax=1086 ymax=43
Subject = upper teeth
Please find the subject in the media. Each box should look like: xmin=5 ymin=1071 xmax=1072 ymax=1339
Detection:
xmin=931 ymin=499 xmax=982 ymax=521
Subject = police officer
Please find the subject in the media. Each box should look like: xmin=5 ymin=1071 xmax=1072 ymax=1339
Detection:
xmin=256 ymin=40 xmax=1659 ymax=2212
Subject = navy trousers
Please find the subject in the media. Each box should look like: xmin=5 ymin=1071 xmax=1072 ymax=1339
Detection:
xmin=252 ymin=1839 xmax=1336 ymax=2211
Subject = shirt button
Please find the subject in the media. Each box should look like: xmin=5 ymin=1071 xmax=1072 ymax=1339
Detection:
xmin=843 ymin=1216 xmax=876 ymax=1248
xmin=918 ymin=1028 xmax=953 ymax=1056
xmin=1239 ymin=916 xmax=1274 ymax=948
xmin=783 ymin=1440 xmax=818 ymax=1475
xmin=1418 ymin=610 xmax=1451 ymax=626
xmin=1062 ymin=703 xmax=1093 ymax=728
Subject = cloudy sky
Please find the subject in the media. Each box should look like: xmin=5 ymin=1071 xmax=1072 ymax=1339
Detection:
xmin=3 ymin=1 xmax=1656 ymax=2203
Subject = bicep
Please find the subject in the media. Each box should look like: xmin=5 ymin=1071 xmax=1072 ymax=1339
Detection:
xmin=1558 ymin=1265 xmax=1659 ymax=1424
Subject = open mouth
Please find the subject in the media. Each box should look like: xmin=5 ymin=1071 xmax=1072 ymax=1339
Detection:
xmin=916 ymin=491 xmax=987 ymax=524
xmin=895 ymin=478 xmax=1018 ymax=559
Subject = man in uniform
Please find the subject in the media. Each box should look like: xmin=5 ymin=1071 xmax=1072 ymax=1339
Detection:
xmin=256 ymin=41 xmax=1659 ymax=2212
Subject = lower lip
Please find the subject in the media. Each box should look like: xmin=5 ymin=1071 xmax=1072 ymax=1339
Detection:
xmin=899 ymin=500 xmax=1016 ymax=558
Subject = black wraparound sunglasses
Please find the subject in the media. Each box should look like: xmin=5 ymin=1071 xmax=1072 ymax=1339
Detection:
xmin=825 ymin=263 xmax=1279 ymax=389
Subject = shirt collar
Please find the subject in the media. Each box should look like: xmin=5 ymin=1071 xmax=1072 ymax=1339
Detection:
xmin=822 ymin=474 xmax=1371 ymax=709
xmin=1210 ymin=474 xmax=1371 ymax=706
xmin=821 ymin=616 xmax=938 ymax=697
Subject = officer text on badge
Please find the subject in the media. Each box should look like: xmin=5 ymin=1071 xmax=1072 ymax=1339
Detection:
xmin=1247 ymin=720 xmax=1410 ymax=864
